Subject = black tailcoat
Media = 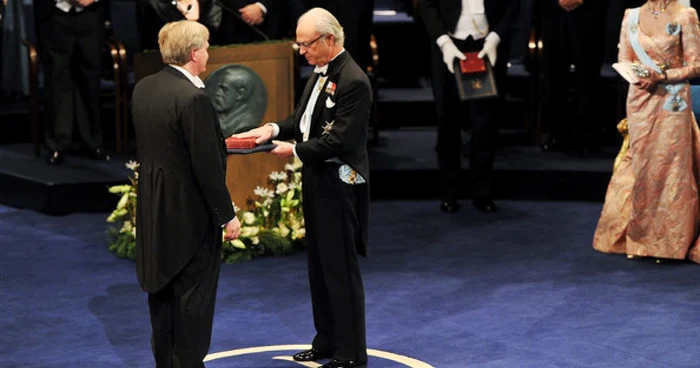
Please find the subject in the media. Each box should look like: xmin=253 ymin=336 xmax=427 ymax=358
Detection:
xmin=131 ymin=66 xmax=235 ymax=293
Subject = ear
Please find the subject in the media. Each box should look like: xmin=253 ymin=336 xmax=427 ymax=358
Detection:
xmin=326 ymin=34 xmax=336 ymax=45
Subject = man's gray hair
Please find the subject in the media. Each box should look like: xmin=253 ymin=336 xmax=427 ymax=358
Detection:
xmin=299 ymin=8 xmax=345 ymax=47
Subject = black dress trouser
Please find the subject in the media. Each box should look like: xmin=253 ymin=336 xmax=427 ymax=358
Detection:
xmin=430 ymin=36 xmax=496 ymax=201
xmin=303 ymin=165 xmax=367 ymax=363
xmin=42 ymin=6 xmax=103 ymax=152
xmin=148 ymin=228 xmax=221 ymax=368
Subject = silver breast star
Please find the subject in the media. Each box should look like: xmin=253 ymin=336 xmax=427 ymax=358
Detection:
xmin=322 ymin=120 xmax=335 ymax=136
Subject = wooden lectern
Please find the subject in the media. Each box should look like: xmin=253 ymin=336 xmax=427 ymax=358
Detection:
xmin=134 ymin=41 xmax=296 ymax=210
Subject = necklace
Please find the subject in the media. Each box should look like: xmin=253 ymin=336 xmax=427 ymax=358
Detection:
xmin=647 ymin=0 xmax=670 ymax=19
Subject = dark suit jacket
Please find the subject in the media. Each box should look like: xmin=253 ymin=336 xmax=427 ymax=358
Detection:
xmin=131 ymin=66 xmax=235 ymax=293
xmin=276 ymin=51 xmax=372 ymax=255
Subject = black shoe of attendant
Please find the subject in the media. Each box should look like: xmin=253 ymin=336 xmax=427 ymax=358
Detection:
xmin=440 ymin=199 xmax=461 ymax=213
xmin=472 ymin=198 xmax=499 ymax=213
xmin=293 ymin=348 xmax=333 ymax=362
xmin=318 ymin=358 xmax=368 ymax=368
xmin=47 ymin=150 xmax=63 ymax=165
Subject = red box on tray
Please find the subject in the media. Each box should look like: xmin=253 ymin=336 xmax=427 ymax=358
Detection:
xmin=225 ymin=136 xmax=257 ymax=149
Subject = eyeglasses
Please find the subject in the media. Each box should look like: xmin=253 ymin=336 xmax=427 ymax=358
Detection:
xmin=295 ymin=34 xmax=326 ymax=49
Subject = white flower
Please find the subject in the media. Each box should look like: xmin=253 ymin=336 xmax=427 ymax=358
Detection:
xmin=125 ymin=160 xmax=139 ymax=171
xmin=263 ymin=198 xmax=273 ymax=207
xmin=240 ymin=226 xmax=260 ymax=237
xmin=269 ymin=171 xmax=288 ymax=181
xmin=254 ymin=186 xmax=274 ymax=198
xmin=287 ymin=183 xmax=297 ymax=191
xmin=277 ymin=223 xmax=291 ymax=237
xmin=120 ymin=221 xmax=133 ymax=234
xmin=285 ymin=163 xmax=296 ymax=172
xmin=251 ymin=236 xmax=260 ymax=245
xmin=292 ymin=228 xmax=305 ymax=240
xmin=242 ymin=212 xmax=256 ymax=225
xmin=276 ymin=183 xmax=289 ymax=194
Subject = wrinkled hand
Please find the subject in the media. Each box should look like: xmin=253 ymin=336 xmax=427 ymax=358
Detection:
xmin=635 ymin=71 xmax=663 ymax=92
xmin=231 ymin=124 xmax=275 ymax=144
xmin=559 ymin=0 xmax=583 ymax=12
xmin=223 ymin=217 xmax=241 ymax=241
xmin=239 ymin=4 xmax=264 ymax=25
xmin=271 ymin=140 xmax=294 ymax=158
xmin=440 ymin=39 xmax=466 ymax=74
xmin=175 ymin=0 xmax=200 ymax=20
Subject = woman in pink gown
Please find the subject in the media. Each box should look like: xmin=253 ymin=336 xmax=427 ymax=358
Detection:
xmin=593 ymin=0 xmax=700 ymax=263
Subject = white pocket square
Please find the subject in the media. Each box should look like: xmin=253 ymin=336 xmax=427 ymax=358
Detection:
xmin=325 ymin=97 xmax=335 ymax=108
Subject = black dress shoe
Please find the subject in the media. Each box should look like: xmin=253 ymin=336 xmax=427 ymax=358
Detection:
xmin=46 ymin=150 xmax=63 ymax=165
xmin=293 ymin=348 xmax=333 ymax=362
xmin=440 ymin=200 xmax=461 ymax=213
xmin=472 ymin=198 xmax=499 ymax=213
xmin=92 ymin=147 xmax=111 ymax=161
xmin=319 ymin=358 xmax=367 ymax=368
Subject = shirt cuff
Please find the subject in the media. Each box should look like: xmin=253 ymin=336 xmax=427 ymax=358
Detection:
xmin=436 ymin=34 xmax=451 ymax=49
xmin=292 ymin=144 xmax=301 ymax=161
xmin=255 ymin=2 xmax=267 ymax=14
xmin=266 ymin=123 xmax=280 ymax=138
xmin=221 ymin=217 xmax=235 ymax=228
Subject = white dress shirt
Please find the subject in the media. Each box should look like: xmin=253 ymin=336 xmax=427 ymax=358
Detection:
xmin=170 ymin=65 xmax=206 ymax=88
xmin=452 ymin=0 xmax=489 ymax=40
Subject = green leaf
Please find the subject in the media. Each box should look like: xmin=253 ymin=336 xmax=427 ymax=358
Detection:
xmin=231 ymin=239 xmax=247 ymax=249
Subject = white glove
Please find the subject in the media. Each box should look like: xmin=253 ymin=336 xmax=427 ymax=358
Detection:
xmin=440 ymin=38 xmax=466 ymax=74
xmin=478 ymin=32 xmax=501 ymax=67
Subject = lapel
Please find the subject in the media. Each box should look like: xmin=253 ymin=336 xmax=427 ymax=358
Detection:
xmin=308 ymin=51 xmax=351 ymax=136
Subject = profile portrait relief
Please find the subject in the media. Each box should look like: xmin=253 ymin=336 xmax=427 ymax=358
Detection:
xmin=204 ymin=64 xmax=267 ymax=137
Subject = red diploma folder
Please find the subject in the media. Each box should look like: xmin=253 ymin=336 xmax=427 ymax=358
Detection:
xmin=225 ymin=136 xmax=277 ymax=154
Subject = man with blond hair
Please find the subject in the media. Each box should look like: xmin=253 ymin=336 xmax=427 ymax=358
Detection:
xmin=131 ymin=20 xmax=241 ymax=367
xmin=234 ymin=7 xmax=371 ymax=368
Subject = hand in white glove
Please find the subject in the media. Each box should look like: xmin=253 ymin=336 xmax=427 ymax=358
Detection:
xmin=477 ymin=32 xmax=501 ymax=67
xmin=440 ymin=39 xmax=466 ymax=74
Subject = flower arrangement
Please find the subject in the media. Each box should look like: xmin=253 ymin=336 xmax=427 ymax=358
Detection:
xmin=107 ymin=159 xmax=305 ymax=263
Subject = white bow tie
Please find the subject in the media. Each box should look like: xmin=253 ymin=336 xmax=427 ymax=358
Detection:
xmin=313 ymin=65 xmax=328 ymax=75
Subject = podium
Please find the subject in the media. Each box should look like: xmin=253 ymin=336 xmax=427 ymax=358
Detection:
xmin=134 ymin=41 xmax=296 ymax=208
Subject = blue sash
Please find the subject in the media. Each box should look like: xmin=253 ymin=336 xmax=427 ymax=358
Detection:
xmin=628 ymin=8 xmax=663 ymax=74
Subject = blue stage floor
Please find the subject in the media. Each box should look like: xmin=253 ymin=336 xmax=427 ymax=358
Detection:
xmin=2 ymin=200 xmax=700 ymax=368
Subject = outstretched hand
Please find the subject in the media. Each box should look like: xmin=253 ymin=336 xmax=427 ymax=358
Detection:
xmin=231 ymin=124 xmax=275 ymax=144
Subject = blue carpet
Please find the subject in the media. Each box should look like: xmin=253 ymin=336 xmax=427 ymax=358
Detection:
xmin=2 ymin=201 xmax=700 ymax=368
